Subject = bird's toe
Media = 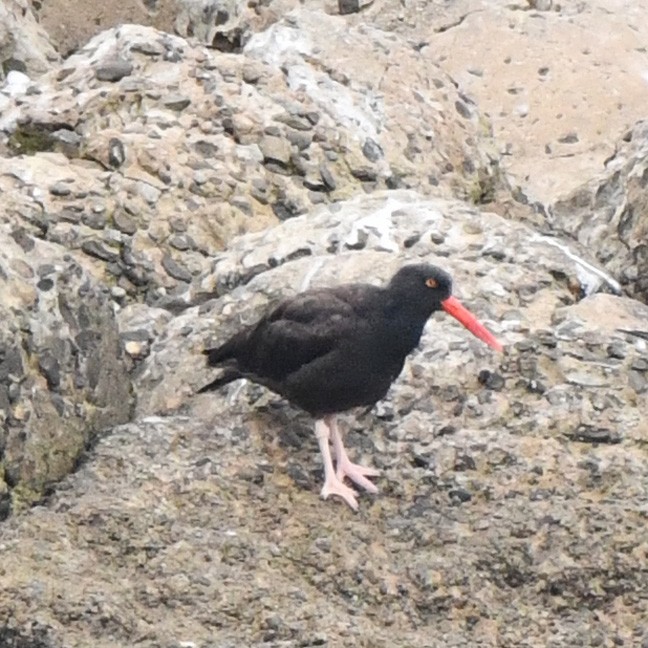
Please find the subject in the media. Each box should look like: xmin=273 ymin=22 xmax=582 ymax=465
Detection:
xmin=320 ymin=478 xmax=359 ymax=510
xmin=336 ymin=461 xmax=380 ymax=494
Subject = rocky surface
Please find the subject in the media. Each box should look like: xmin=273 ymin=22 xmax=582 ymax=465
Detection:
xmin=0 ymin=0 xmax=59 ymax=77
xmin=0 ymin=16 xmax=501 ymax=306
xmin=0 ymin=227 xmax=132 ymax=517
xmin=358 ymin=0 xmax=648 ymax=205
xmin=2 ymin=192 xmax=648 ymax=646
xmin=550 ymin=119 xmax=648 ymax=304
xmin=1 ymin=0 xmax=648 ymax=646
xmin=32 ymin=0 xmax=648 ymax=204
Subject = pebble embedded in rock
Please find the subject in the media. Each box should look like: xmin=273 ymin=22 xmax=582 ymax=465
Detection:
xmin=162 ymin=254 xmax=192 ymax=282
xmin=95 ymin=59 xmax=134 ymax=82
xmin=49 ymin=182 xmax=72 ymax=196
xmin=113 ymin=211 xmax=137 ymax=235
xmin=362 ymin=138 xmax=384 ymax=162
xmin=477 ymin=369 xmax=505 ymax=391
xmin=81 ymin=240 xmax=119 ymax=262
xmin=163 ymin=94 xmax=191 ymax=111
xmin=339 ymin=0 xmax=360 ymax=14
xmin=108 ymin=138 xmax=126 ymax=168
xmin=259 ymin=135 xmax=292 ymax=168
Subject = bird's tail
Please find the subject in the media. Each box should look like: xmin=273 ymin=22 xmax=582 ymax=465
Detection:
xmin=202 ymin=336 xmax=241 ymax=367
xmin=196 ymin=368 xmax=241 ymax=394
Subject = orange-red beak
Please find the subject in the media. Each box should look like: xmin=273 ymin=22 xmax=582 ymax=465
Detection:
xmin=442 ymin=296 xmax=503 ymax=352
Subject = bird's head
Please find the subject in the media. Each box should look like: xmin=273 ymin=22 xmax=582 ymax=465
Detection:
xmin=389 ymin=264 xmax=503 ymax=351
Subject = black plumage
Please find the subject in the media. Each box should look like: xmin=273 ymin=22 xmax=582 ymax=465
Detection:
xmin=198 ymin=263 xmax=501 ymax=509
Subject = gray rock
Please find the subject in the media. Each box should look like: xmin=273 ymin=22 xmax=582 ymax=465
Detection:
xmin=259 ymin=135 xmax=292 ymax=168
xmin=81 ymin=239 xmax=118 ymax=262
xmin=163 ymin=94 xmax=191 ymax=111
xmin=162 ymin=253 xmax=192 ymax=282
xmin=550 ymin=120 xmax=648 ymax=304
xmin=48 ymin=182 xmax=71 ymax=196
xmin=94 ymin=58 xmax=133 ymax=81
xmin=0 ymin=229 xmax=132 ymax=516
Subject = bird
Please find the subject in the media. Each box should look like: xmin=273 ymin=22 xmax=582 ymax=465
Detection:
xmin=198 ymin=263 xmax=502 ymax=510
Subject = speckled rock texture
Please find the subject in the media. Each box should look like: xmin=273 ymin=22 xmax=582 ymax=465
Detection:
xmin=0 ymin=17 xmax=502 ymax=306
xmin=2 ymin=192 xmax=647 ymax=646
xmin=550 ymin=119 xmax=648 ymax=304
xmin=357 ymin=0 xmax=648 ymax=205
xmin=0 ymin=0 xmax=59 ymax=77
xmin=0 ymin=227 xmax=132 ymax=517
xmin=1 ymin=0 xmax=648 ymax=646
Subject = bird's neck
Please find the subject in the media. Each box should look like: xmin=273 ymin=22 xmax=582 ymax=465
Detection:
xmin=382 ymin=293 xmax=434 ymax=353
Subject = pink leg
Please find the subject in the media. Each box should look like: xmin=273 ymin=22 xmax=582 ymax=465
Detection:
xmin=314 ymin=419 xmax=358 ymax=510
xmin=326 ymin=415 xmax=379 ymax=494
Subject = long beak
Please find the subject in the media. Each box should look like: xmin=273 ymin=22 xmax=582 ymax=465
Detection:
xmin=442 ymin=296 xmax=503 ymax=352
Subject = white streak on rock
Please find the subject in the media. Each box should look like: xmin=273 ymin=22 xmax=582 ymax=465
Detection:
xmin=532 ymin=234 xmax=622 ymax=295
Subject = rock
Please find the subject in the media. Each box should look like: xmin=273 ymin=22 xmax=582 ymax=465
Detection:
xmin=161 ymin=253 xmax=192 ymax=283
xmin=81 ymin=239 xmax=119 ymax=262
xmin=339 ymin=0 xmax=361 ymax=15
xmin=0 ymin=17 xmax=506 ymax=308
xmin=259 ymin=134 xmax=292 ymax=169
xmin=94 ymin=58 xmax=133 ymax=82
xmin=1 ymin=2 xmax=648 ymax=645
xmin=0 ymin=0 xmax=59 ymax=77
xmin=550 ymin=120 xmax=648 ymax=304
xmin=0 ymin=184 xmax=647 ymax=643
xmin=163 ymin=94 xmax=191 ymax=111
xmin=358 ymin=0 xmax=648 ymax=205
xmin=0 ymin=228 xmax=132 ymax=516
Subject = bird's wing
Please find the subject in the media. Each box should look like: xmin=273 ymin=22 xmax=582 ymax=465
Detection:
xmin=242 ymin=288 xmax=375 ymax=383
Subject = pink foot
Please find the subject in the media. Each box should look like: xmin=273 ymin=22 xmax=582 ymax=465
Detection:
xmin=336 ymin=458 xmax=379 ymax=494
xmin=326 ymin=415 xmax=380 ymax=494
xmin=320 ymin=474 xmax=359 ymax=510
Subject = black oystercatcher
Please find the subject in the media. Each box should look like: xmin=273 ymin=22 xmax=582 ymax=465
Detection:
xmin=198 ymin=264 xmax=502 ymax=509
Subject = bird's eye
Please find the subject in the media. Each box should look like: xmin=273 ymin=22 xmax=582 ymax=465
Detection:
xmin=425 ymin=278 xmax=438 ymax=288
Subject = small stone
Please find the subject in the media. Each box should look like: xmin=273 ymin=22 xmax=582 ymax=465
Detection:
xmin=607 ymin=342 xmax=626 ymax=359
xmin=162 ymin=255 xmax=192 ymax=282
xmin=259 ymin=136 xmax=292 ymax=168
xmin=124 ymin=340 xmax=148 ymax=359
xmin=163 ymin=94 xmax=191 ymax=111
xmin=130 ymin=41 xmax=165 ymax=56
xmin=38 ymin=352 xmax=61 ymax=390
xmin=169 ymin=234 xmax=192 ymax=251
xmin=449 ymin=488 xmax=472 ymax=504
xmin=478 ymin=369 xmax=505 ymax=391
xmin=558 ymin=132 xmax=579 ymax=144
xmin=52 ymin=130 xmax=82 ymax=158
xmin=113 ymin=211 xmax=137 ymax=235
xmin=629 ymin=371 xmax=647 ymax=393
xmin=95 ymin=59 xmax=133 ymax=82
xmin=37 ymin=278 xmax=54 ymax=291
xmin=362 ymin=138 xmax=383 ymax=162
xmin=319 ymin=165 xmax=336 ymax=191
xmin=343 ymin=228 xmax=368 ymax=251
xmin=632 ymin=358 xmax=648 ymax=372
xmin=569 ymin=425 xmax=622 ymax=444
xmin=137 ymin=182 xmax=162 ymax=204
xmin=455 ymin=100 xmax=473 ymax=119
xmin=59 ymin=209 xmax=81 ymax=224
xmin=108 ymin=138 xmax=126 ymax=168
xmin=242 ymin=64 xmax=262 ymax=84
xmin=81 ymin=240 xmax=119 ymax=262
xmin=49 ymin=182 xmax=72 ymax=196
xmin=284 ymin=128 xmax=312 ymax=151
xmin=339 ymin=0 xmax=360 ymax=14
xmin=81 ymin=211 xmax=107 ymax=230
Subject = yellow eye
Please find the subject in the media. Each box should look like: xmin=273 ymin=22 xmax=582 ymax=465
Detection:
xmin=425 ymin=278 xmax=438 ymax=288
